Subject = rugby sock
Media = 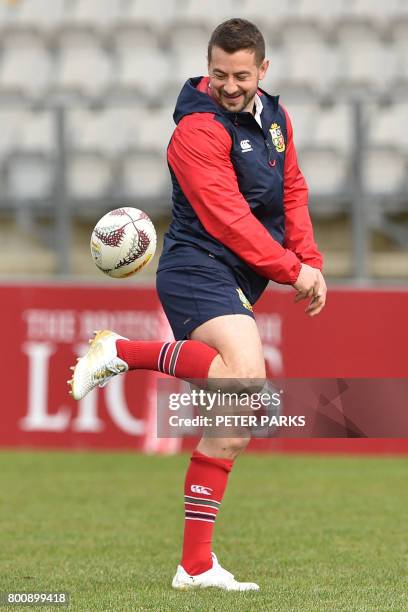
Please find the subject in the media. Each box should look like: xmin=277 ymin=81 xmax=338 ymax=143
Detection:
xmin=116 ymin=339 xmax=218 ymax=379
xmin=181 ymin=450 xmax=233 ymax=575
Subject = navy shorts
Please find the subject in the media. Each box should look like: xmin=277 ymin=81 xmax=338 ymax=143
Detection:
xmin=156 ymin=265 xmax=255 ymax=340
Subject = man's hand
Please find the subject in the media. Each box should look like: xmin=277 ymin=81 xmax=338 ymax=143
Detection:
xmin=293 ymin=264 xmax=327 ymax=317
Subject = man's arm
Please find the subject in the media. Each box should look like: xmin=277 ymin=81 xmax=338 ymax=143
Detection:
xmin=167 ymin=113 xmax=301 ymax=285
xmin=282 ymin=108 xmax=326 ymax=315
xmin=282 ymin=107 xmax=323 ymax=271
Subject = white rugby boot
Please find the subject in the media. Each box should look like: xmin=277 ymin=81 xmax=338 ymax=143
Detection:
xmin=172 ymin=553 xmax=260 ymax=591
xmin=67 ymin=330 xmax=129 ymax=400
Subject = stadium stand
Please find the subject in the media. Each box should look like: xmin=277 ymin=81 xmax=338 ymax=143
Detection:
xmin=67 ymin=150 xmax=114 ymax=200
xmin=0 ymin=0 xmax=406 ymax=278
xmin=54 ymin=29 xmax=112 ymax=101
xmin=0 ymin=30 xmax=53 ymax=102
xmin=113 ymin=27 xmax=172 ymax=102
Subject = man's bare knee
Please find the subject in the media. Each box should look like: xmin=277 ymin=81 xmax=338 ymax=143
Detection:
xmin=198 ymin=436 xmax=251 ymax=460
xmin=212 ymin=362 xmax=266 ymax=394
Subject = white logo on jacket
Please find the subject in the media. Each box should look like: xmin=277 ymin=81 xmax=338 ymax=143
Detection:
xmin=240 ymin=139 xmax=253 ymax=153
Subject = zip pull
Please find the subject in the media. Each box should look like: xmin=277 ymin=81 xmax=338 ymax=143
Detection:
xmin=265 ymin=140 xmax=276 ymax=167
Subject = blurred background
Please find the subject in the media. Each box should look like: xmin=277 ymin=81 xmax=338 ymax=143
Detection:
xmin=1 ymin=7 xmax=407 ymax=607
xmin=0 ymin=0 xmax=407 ymax=282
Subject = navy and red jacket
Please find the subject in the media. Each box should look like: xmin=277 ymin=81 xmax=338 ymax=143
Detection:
xmin=158 ymin=76 xmax=323 ymax=304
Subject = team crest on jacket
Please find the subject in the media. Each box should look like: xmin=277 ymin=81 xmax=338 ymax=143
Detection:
xmin=269 ymin=123 xmax=285 ymax=153
xmin=236 ymin=287 xmax=253 ymax=312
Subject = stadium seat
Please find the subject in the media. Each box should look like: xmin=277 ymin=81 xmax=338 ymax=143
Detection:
xmin=68 ymin=151 xmax=114 ymax=199
xmin=168 ymin=25 xmax=209 ymax=87
xmin=114 ymin=29 xmax=171 ymax=101
xmin=113 ymin=24 xmax=161 ymax=49
xmin=67 ymin=0 xmax=123 ymax=33
xmin=20 ymin=110 xmax=55 ymax=155
xmin=298 ymin=148 xmax=349 ymax=198
xmin=283 ymin=103 xmax=318 ymax=150
xmin=394 ymin=0 xmax=408 ymax=19
xmin=362 ymin=149 xmax=406 ymax=195
xmin=174 ymin=53 xmax=209 ymax=90
xmin=54 ymin=30 xmax=112 ymax=100
xmin=0 ymin=31 xmax=53 ymax=100
xmin=137 ymin=107 xmax=175 ymax=153
xmin=367 ymin=102 xmax=408 ymax=152
xmin=296 ymin=0 xmax=344 ymax=28
xmin=313 ymin=104 xmax=353 ymax=153
xmin=120 ymin=152 xmax=169 ymax=199
xmin=391 ymin=22 xmax=408 ymax=92
xmin=126 ymin=0 xmax=178 ymax=34
xmin=8 ymin=0 xmax=68 ymax=34
xmin=68 ymin=107 xmax=145 ymax=155
xmin=239 ymin=0 xmax=301 ymax=30
xmin=255 ymin=46 xmax=288 ymax=95
xmin=335 ymin=23 xmax=394 ymax=94
xmin=0 ymin=109 xmax=27 ymax=159
xmin=0 ymin=1 xmax=12 ymax=24
xmin=176 ymin=0 xmax=239 ymax=30
xmin=6 ymin=152 xmax=53 ymax=200
xmin=279 ymin=23 xmax=336 ymax=97
xmin=339 ymin=0 xmax=401 ymax=28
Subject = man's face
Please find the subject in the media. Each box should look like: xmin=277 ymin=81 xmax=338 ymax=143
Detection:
xmin=208 ymin=46 xmax=269 ymax=113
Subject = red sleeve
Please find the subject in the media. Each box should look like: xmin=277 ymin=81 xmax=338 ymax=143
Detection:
xmin=167 ymin=113 xmax=301 ymax=285
xmin=282 ymin=107 xmax=323 ymax=270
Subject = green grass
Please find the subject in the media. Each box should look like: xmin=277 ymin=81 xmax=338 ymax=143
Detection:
xmin=0 ymin=451 xmax=407 ymax=611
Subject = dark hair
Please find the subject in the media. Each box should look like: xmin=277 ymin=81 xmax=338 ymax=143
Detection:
xmin=208 ymin=18 xmax=265 ymax=66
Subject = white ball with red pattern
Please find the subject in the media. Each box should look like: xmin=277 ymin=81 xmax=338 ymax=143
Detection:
xmin=90 ymin=207 xmax=157 ymax=278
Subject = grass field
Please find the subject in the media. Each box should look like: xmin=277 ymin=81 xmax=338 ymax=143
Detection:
xmin=0 ymin=451 xmax=407 ymax=611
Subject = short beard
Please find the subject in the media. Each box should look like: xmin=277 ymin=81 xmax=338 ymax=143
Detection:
xmin=220 ymin=90 xmax=256 ymax=113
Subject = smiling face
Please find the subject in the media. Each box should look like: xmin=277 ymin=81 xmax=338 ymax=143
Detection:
xmin=208 ymin=46 xmax=269 ymax=113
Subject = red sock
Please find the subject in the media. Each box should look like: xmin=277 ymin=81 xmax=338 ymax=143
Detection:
xmin=181 ymin=450 xmax=233 ymax=575
xmin=116 ymin=339 xmax=218 ymax=379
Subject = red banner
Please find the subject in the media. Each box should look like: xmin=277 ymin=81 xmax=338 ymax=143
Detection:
xmin=1 ymin=283 xmax=407 ymax=454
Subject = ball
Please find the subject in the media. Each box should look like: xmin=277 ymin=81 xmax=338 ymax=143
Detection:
xmin=90 ymin=207 xmax=157 ymax=278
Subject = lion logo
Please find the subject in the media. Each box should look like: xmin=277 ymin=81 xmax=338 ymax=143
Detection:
xmin=269 ymin=123 xmax=285 ymax=153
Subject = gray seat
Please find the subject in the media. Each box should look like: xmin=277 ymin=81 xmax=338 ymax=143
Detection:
xmin=6 ymin=152 xmax=53 ymax=200
xmin=68 ymin=151 xmax=114 ymax=199
xmin=126 ymin=0 xmax=178 ymax=34
xmin=0 ymin=32 xmax=53 ymax=100
xmin=335 ymin=23 xmax=394 ymax=95
xmin=339 ymin=0 xmax=401 ymax=27
xmin=259 ymin=46 xmax=288 ymax=95
xmin=114 ymin=29 xmax=171 ymax=100
xmin=54 ymin=30 xmax=112 ymax=100
xmin=8 ymin=0 xmax=68 ymax=33
xmin=279 ymin=23 xmax=337 ymax=97
xmin=120 ymin=151 xmax=170 ymax=199
xmin=68 ymin=107 xmax=145 ymax=155
xmin=298 ymin=147 xmax=349 ymax=201
xmin=367 ymin=102 xmax=408 ymax=153
xmin=20 ymin=110 xmax=55 ymax=155
xmin=176 ymin=0 xmax=238 ymax=29
xmin=137 ymin=107 xmax=175 ymax=153
xmin=239 ymin=0 xmax=301 ymax=30
xmin=362 ymin=149 xmax=406 ymax=196
xmin=67 ymin=0 xmax=123 ymax=32
xmin=313 ymin=104 xmax=353 ymax=153
xmin=391 ymin=22 xmax=408 ymax=91
xmin=283 ymin=103 xmax=318 ymax=150
xmin=0 ymin=109 xmax=28 ymax=159
xmin=296 ymin=0 xmax=344 ymax=28
xmin=167 ymin=25 xmax=208 ymax=90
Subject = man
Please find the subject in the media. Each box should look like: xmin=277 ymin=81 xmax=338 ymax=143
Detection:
xmin=68 ymin=18 xmax=326 ymax=591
